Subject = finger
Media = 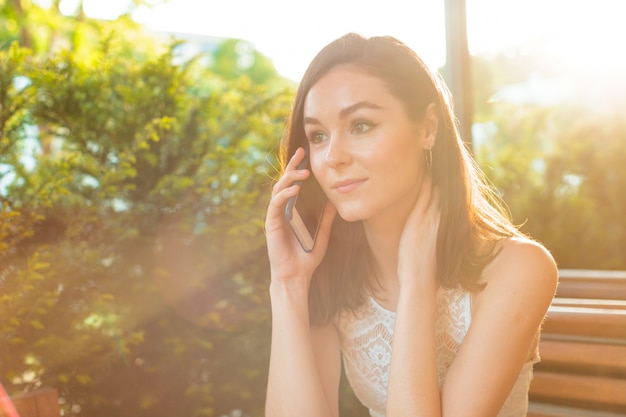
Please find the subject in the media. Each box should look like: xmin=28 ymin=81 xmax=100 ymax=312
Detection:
xmin=268 ymin=183 xmax=300 ymax=214
xmin=271 ymin=168 xmax=310 ymax=197
xmin=272 ymin=148 xmax=309 ymax=195
xmin=285 ymin=146 xmax=307 ymax=172
xmin=265 ymin=183 xmax=301 ymax=237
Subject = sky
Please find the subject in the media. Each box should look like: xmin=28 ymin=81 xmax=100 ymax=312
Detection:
xmin=69 ymin=0 xmax=626 ymax=82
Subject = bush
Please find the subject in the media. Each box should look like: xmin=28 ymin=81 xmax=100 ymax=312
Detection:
xmin=0 ymin=34 xmax=292 ymax=416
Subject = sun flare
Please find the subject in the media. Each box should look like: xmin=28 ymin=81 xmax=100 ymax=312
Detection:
xmin=75 ymin=0 xmax=626 ymax=93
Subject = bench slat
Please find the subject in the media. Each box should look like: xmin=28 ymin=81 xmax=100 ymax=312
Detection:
xmin=556 ymin=285 xmax=626 ymax=300
xmin=0 ymin=388 xmax=60 ymax=417
xmin=528 ymin=403 xmax=626 ymax=417
xmin=559 ymin=270 xmax=626 ymax=280
xmin=530 ymin=271 xmax=626 ymax=416
xmin=537 ymin=339 xmax=626 ymax=375
xmin=557 ymin=270 xmax=626 ymax=300
xmin=552 ymin=298 xmax=626 ymax=310
xmin=530 ymin=371 xmax=626 ymax=408
xmin=542 ymin=306 xmax=626 ymax=339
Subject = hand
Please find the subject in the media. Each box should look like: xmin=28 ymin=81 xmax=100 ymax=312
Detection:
xmin=397 ymin=175 xmax=440 ymax=293
xmin=265 ymin=147 xmax=337 ymax=286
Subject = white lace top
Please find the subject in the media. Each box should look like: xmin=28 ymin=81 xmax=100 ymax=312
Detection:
xmin=336 ymin=286 xmax=539 ymax=417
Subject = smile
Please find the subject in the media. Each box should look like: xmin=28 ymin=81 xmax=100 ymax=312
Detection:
xmin=332 ymin=178 xmax=367 ymax=194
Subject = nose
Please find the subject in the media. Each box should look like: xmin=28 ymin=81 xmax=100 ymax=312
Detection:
xmin=324 ymin=133 xmax=351 ymax=167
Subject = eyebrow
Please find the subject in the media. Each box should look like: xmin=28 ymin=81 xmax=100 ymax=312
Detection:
xmin=303 ymin=100 xmax=383 ymax=125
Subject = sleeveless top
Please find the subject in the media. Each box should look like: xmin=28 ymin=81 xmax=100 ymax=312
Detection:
xmin=336 ymin=286 xmax=540 ymax=417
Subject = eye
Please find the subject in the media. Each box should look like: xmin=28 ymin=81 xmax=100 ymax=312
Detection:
xmin=307 ymin=131 xmax=328 ymax=144
xmin=351 ymin=120 xmax=376 ymax=134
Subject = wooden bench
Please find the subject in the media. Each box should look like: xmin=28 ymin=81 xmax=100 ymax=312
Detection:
xmin=528 ymin=269 xmax=626 ymax=417
xmin=555 ymin=269 xmax=626 ymax=300
xmin=0 ymin=388 xmax=60 ymax=417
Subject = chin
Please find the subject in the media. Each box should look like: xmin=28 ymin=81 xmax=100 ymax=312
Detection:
xmin=338 ymin=214 xmax=362 ymax=223
xmin=336 ymin=206 xmax=370 ymax=223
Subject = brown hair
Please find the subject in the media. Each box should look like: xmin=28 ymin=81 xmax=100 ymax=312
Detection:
xmin=280 ymin=33 xmax=522 ymax=325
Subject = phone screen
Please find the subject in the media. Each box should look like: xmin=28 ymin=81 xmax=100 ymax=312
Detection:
xmin=284 ymin=160 xmax=327 ymax=252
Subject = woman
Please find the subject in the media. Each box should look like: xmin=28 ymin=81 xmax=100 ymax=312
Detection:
xmin=264 ymin=33 xmax=557 ymax=417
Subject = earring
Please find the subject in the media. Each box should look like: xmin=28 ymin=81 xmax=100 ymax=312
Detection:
xmin=424 ymin=148 xmax=433 ymax=170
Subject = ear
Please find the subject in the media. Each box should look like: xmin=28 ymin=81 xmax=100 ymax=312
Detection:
xmin=422 ymin=103 xmax=439 ymax=149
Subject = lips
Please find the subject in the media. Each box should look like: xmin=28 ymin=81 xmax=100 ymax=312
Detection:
xmin=332 ymin=178 xmax=367 ymax=193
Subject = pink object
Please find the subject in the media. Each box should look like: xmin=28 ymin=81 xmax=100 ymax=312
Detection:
xmin=0 ymin=384 xmax=20 ymax=417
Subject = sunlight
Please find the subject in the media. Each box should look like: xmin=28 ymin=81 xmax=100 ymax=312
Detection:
xmin=549 ymin=0 xmax=626 ymax=104
xmin=81 ymin=0 xmax=128 ymax=20
xmin=469 ymin=0 xmax=626 ymax=78
xmin=78 ymin=0 xmax=625 ymax=96
xmin=469 ymin=0 xmax=626 ymax=110
xmin=81 ymin=0 xmax=446 ymax=80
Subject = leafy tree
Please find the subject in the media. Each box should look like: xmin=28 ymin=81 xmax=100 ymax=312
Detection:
xmin=473 ymin=51 xmax=626 ymax=270
xmin=535 ymin=107 xmax=626 ymax=269
xmin=1 ymin=9 xmax=293 ymax=417
xmin=209 ymin=38 xmax=289 ymax=88
xmin=1 ymin=0 xmax=167 ymax=60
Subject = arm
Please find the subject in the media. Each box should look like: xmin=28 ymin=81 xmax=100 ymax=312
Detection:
xmin=387 ymin=281 xmax=440 ymax=416
xmin=386 ymin=177 xmax=557 ymax=416
xmin=266 ymin=286 xmax=342 ymax=417
xmin=388 ymin=237 xmax=557 ymax=417
xmin=439 ymin=238 xmax=557 ymax=416
xmin=264 ymin=147 xmax=340 ymax=417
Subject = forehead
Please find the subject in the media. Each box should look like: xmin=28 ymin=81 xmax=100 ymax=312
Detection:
xmin=303 ymin=66 xmax=395 ymax=116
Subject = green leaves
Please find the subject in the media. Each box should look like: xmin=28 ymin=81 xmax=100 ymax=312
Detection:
xmin=473 ymin=53 xmax=626 ymax=271
xmin=1 ymin=9 xmax=289 ymax=417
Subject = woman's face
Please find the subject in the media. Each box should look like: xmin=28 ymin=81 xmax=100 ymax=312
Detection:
xmin=303 ymin=65 xmax=434 ymax=224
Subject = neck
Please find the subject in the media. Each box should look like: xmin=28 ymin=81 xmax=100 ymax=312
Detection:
xmin=361 ymin=174 xmax=424 ymax=303
xmin=362 ymin=195 xmax=415 ymax=292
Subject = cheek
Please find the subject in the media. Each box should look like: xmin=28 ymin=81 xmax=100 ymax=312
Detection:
xmin=377 ymin=139 xmax=423 ymax=183
xmin=369 ymin=137 xmax=420 ymax=172
xmin=309 ymin=154 xmax=327 ymax=186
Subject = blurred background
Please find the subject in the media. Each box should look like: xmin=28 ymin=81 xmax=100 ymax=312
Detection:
xmin=1 ymin=0 xmax=625 ymax=416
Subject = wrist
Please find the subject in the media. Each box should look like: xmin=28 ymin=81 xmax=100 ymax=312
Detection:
xmin=397 ymin=277 xmax=438 ymax=308
xmin=397 ymin=268 xmax=437 ymax=294
xmin=270 ymin=272 xmax=311 ymax=292
xmin=396 ymin=285 xmax=438 ymax=326
xmin=269 ymin=277 xmax=311 ymax=315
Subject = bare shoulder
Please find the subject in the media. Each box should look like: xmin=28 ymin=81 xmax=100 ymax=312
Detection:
xmin=495 ymin=237 xmax=557 ymax=283
xmin=476 ymin=237 xmax=559 ymax=311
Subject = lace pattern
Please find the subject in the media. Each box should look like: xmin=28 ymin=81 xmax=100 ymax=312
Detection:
xmin=339 ymin=297 xmax=394 ymax=415
xmin=336 ymin=286 xmax=539 ymax=417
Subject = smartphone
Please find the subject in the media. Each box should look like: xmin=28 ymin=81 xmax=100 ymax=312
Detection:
xmin=284 ymin=157 xmax=327 ymax=252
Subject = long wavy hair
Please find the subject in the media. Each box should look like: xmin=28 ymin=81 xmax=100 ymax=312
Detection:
xmin=280 ymin=33 xmax=523 ymax=325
